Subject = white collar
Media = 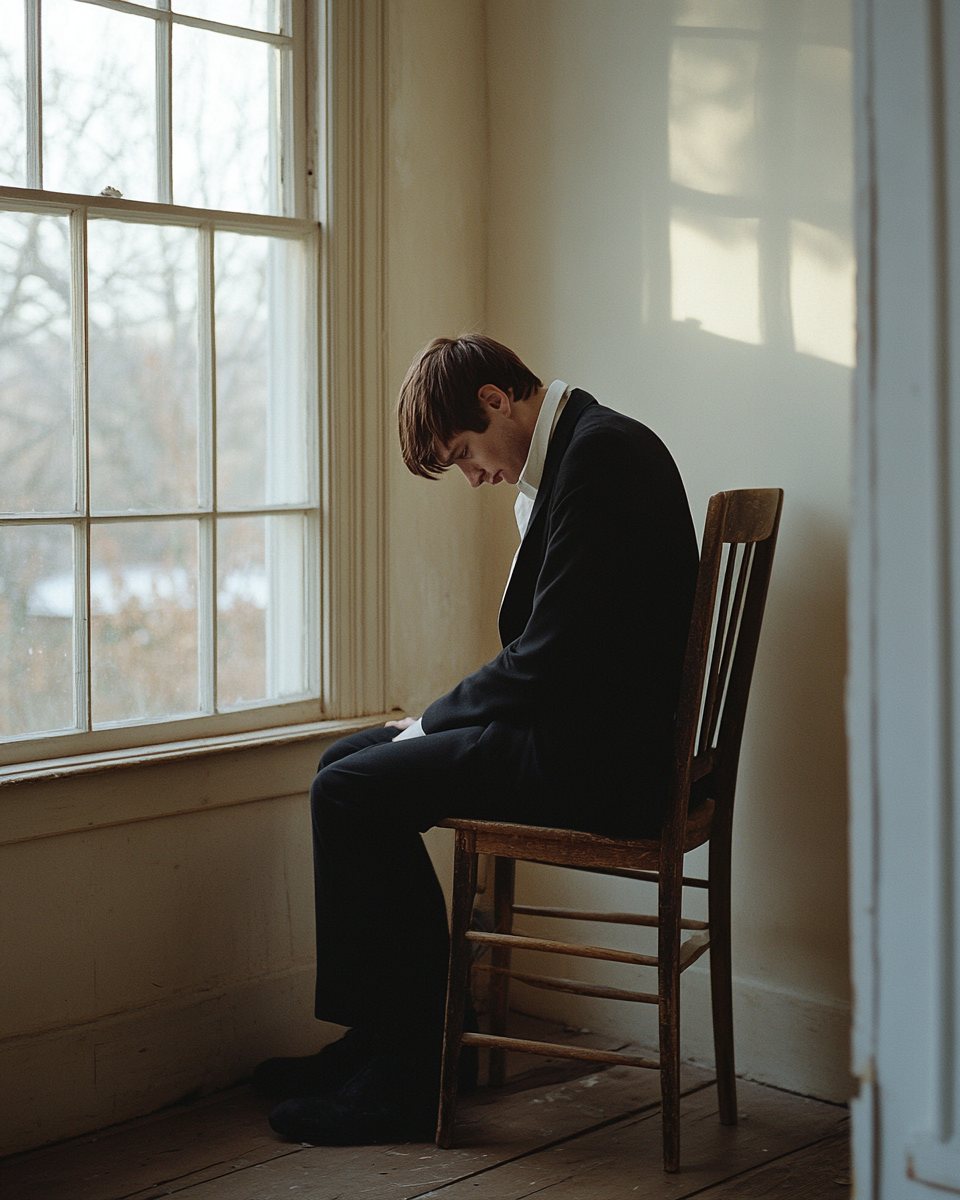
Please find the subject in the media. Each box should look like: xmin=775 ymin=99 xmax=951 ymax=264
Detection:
xmin=517 ymin=380 xmax=570 ymax=501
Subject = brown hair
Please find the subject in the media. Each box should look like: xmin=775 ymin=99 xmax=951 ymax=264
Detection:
xmin=397 ymin=334 xmax=542 ymax=478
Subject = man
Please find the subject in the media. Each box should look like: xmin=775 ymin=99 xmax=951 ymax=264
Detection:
xmin=257 ymin=335 xmax=698 ymax=1145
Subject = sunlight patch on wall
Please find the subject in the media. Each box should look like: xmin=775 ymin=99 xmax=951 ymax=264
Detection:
xmin=790 ymin=220 xmax=855 ymax=367
xmin=669 ymin=37 xmax=758 ymax=197
xmin=664 ymin=2 xmax=854 ymax=364
xmin=670 ymin=213 xmax=761 ymax=344
xmin=674 ymin=0 xmax=765 ymax=29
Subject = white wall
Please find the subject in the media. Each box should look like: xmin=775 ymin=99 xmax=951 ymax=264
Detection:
xmin=481 ymin=0 xmax=853 ymax=1101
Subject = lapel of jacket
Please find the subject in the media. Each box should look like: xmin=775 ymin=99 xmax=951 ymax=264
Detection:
xmin=497 ymin=389 xmax=597 ymax=645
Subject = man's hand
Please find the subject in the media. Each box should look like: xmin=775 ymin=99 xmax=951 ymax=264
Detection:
xmin=384 ymin=716 xmax=416 ymax=731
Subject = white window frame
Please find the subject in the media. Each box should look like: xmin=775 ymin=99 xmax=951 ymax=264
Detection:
xmin=0 ymin=0 xmax=388 ymax=773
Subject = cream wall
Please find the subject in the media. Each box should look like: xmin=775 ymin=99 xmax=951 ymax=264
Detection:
xmin=0 ymin=741 xmax=333 ymax=1157
xmin=386 ymin=0 xmax=502 ymax=715
xmin=385 ymin=0 xmax=498 ymax=912
xmin=480 ymin=0 xmax=853 ymax=1101
xmin=0 ymin=0 xmax=491 ymax=1156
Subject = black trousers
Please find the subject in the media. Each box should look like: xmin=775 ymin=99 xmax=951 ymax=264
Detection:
xmin=310 ymin=723 xmax=551 ymax=1043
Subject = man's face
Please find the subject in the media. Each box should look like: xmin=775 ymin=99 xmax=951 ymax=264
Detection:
xmin=440 ymin=387 xmax=531 ymax=488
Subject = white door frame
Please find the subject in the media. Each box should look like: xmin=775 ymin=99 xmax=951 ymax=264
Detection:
xmin=850 ymin=1 xmax=960 ymax=1195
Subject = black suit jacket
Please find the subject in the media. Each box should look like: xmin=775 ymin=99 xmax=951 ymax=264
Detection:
xmin=421 ymin=390 xmax=699 ymax=836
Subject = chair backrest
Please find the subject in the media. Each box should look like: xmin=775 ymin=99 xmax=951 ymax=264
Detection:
xmin=662 ymin=489 xmax=784 ymax=850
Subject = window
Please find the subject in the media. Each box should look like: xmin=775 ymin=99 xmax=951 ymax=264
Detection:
xmin=0 ymin=0 xmax=323 ymax=765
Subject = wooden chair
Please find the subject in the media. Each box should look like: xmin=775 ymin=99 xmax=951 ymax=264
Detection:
xmin=434 ymin=487 xmax=784 ymax=1172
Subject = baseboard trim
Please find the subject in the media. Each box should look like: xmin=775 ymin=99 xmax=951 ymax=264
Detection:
xmin=505 ymin=965 xmax=853 ymax=1104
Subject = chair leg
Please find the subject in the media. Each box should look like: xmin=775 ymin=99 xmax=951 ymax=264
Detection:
xmin=487 ymin=856 xmax=516 ymax=1088
xmin=709 ymin=832 xmax=738 ymax=1125
xmin=659 ymin=875 xmax=682 ymax=1173
xmin=436 ymin=830 xmax=479 ymax=1148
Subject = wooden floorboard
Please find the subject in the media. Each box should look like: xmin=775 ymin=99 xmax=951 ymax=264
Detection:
xmin=0 ymin=1018 xmax=684 ymax=1200
xmin=162 ymin=1069 xmax=711 ymax=1200
xmin=692 ymin=1130 xmax=850 ymax=1198
xmin=0 ymin=1088 xmax=284 ymax=1200
xmin=421 ymin=1083 xmax=848 ymax=1200
xmin=0 ymin=1014 xmax=849 ymax=1200
xmin=0 ymin=1071 xmax=707 ymax=1199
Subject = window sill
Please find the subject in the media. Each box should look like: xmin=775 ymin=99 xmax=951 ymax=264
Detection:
xmin=0 ymin=715 xmax=391 ymax=788
xmin=0 ymin=714 xmax=395 ymax=847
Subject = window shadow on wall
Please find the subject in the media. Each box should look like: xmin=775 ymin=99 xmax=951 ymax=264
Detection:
xmin=642 ymin=0 xmax=853 ymax=368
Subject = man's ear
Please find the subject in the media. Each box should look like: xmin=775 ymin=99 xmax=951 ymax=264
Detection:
xmin=478 ymin=384 xmax=513 ymax=412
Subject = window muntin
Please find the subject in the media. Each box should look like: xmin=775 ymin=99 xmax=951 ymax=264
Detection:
xmin=0 ymin=0 xmax=320 ymax=764
xmin=174 ymin=2 xmax=280 ymax=36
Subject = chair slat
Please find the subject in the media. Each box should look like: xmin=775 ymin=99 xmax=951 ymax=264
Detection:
xmin=510 ymin=904 xmax=708 ymax=929
xmin=461 ymin=1032 xmax=661 ymax=1070
xmin=698 ymin=541 xmax=738 ymax=755
xmin=465 ymin=929 xmax=659 ymax=967
xmin=705 ymin=541 xmax=754 ymax=750
xmin=474 ymin=963 xmax=660 ymax=1004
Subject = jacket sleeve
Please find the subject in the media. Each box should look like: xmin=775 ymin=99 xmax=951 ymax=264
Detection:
xmin=420 ymin=427 xmax=682 ymax=733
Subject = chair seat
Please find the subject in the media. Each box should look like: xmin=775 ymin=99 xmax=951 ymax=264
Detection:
xmin=438 ymin=797 xmax=715 ymax=873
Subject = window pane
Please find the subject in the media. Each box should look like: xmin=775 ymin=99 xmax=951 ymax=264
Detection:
xmin=174 ymin=1 xmax=280 ymax=33
xmin=0 ymin=525 xmax=74 ymax=736
xmin=0 ymin=212 xmax=73 ymax=513
xmin=0 ymin=0 xmax=26 ymax=186
xmin=42 ymin=0 xmax=155 ymax=200
xmin=218 ymin=513 xmax=305 ymax=707
xmin=91 ymin=520 xmax=199 ymax=724
xmin=88 ymin=220 xmax=199 ymax=513
xmin=215 ymin=233 xmax=307 ymax=508
xmin=172 ymin=25 xmax=276 ymax=213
